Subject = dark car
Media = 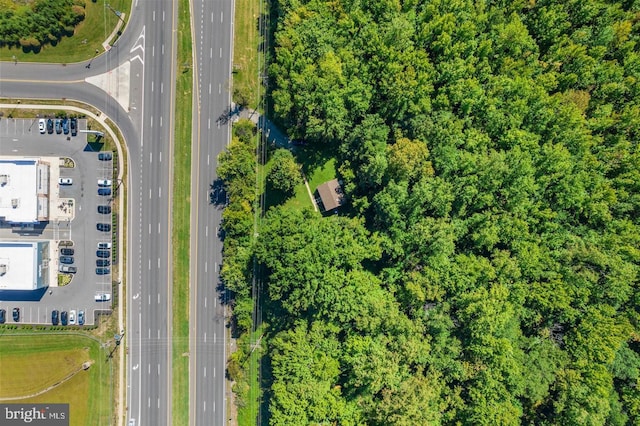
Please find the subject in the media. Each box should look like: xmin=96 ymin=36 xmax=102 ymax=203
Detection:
xmin=60 ymin=311 xmax=68 ymax=326
xmin=98 ymin=152 xmax=113 ymax=161
xmin=52 ymin=310 xmax=59 ymax=326
xmin=78 ymin=310 xmax=85 ymax=325
xmin=47 ymin=119 xmax=54 ymax=134
xmin=70 ymin=117 xmax=78 ymax=136
xmin=96 ymin=250 xmax=110 ymax=258
xmin=96 ymin=259 xmax=111 ymax=267
xmin=12 ymin=307 xmax=20 ymax=322
xmin=60 ymin=248 xmax=74 ymax=256
xmin=98 ymin=205 xmax=111 ymax=214
xmin=55 ymin=119 xmax=62 ymax=134
xmin=62 ymin=118 xmax=69 ymax=134
xmin=98 ymin=188 xmax=112 ymax=196
xmin=0 ymin=309 xmax=5 ymax=324
xmin=96 ymin=267 xmax=110 ymax=275
xmin=97 ymin=223 xmax=111 ymax=232
xmin=59 ymin=256 xmax=74 ymax=264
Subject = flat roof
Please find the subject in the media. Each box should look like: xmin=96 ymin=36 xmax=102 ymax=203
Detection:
xmin=0 ymin=241 xmax=40 ymax=291
xmin=0 ymin=158 xmax=39 ymax=223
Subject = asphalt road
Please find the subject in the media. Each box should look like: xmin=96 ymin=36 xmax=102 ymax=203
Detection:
xmin=0 ymin=0 xmax=233 ymax=424
xmin=189 ymin=1 xmax=234 ymax=424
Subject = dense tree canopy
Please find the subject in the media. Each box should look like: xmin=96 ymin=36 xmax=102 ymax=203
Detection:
xmin=0 ymin=0 xmax=86 ymax=50
xmin=228 ymin=0 xmax=640 ymax=424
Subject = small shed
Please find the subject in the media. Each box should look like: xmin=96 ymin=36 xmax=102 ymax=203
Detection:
xmin=316 ymin=179 xmax=345 ymax=212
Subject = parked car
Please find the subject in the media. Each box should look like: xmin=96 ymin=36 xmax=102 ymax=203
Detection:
xmin=98 ymin=152 xmax=112 ymax=161
xmin=60 ymin=248 xmax=74 ymax=256
xmin=98 ymin=205 xmax=111 ymax=214
xmin=96 ymin=250 xmax=111 ymax=258
xmin=0 ymin=309 xmax=5 ymax=324
xmin=97 ymin=242 xmax=112 ymax=249
xmin=96 ymin=259 xmax=111 ymax=267
xmin=97 ymin=223 xmax=111 ymax=232
xmin=69 ymin=310 xmax=76 ymax=325
xmin=62 ymin=118 xmax=69 ymax=134
xmin=98 ymin=188 xmax=111 ymax=196
xmin=47 ymin=118 xmax=54 ymax=134
xmin=61 ymin=311 xmax=68 ymax=326
xmin=58 ymin=177 xmax=73 ymax=185
xmin=12 ymin=307 xmax=20 ymax=322
xmin=95 ymin=293 xmax=111 ymax=301
xmin=55 ymin=119 xmax=62 ymax=134
xmin=96 ymin=267 xmax=110 ymax=275
xmin=59 ymin=256 xmax=74 ymax=264
xmin=59 ymin=265 xmax=77 ymax=273
xmin=52 ymin=310 xmax=59 ymax=326
xmin=38 ymin=119 xmax=46 ymax=134
xmin=70 ymin=117 xmax=78 ymax=136
xmin=78 ymin=310 xmax=85 ymax=325
xmin=97 ymin=179 xmax=112 ymax=187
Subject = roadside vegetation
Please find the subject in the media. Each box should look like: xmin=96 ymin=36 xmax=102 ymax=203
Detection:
xmin=0 ymin=0 xmax=129 ymax=63
xmin=0 ymin=331 xmax=116 ymax=426
xmin=229 ymin=0 xmax=640 ymax=424
xmin=232 ymin=0 xmax=260 ymax=110
xmin=171 ymin=0 xmax=192 ymax=422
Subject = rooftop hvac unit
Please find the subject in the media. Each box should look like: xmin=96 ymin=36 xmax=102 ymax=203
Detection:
xmin=11 ymin=198 xmax=19 ymax=208
xmin=0 ymin=175 xmax=8 ymax=185
xmin=0 ymin=264 xmax=6 ymax=275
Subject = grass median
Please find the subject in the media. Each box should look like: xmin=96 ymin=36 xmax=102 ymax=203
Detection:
xmin=171 ymin=0 xmax=193 ymax=423
xmin=233 ymin=0 xmax=260 ymax=110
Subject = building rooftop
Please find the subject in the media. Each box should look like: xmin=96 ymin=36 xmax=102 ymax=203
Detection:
xmin=0 ymin=241 xmax=41 ymax=291
xmin=0 ymin=158 xmax=41 ymax=223
xmin=316 ymin=179 xmax=345 ymax=212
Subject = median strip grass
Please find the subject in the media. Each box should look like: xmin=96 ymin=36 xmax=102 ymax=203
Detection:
xmin=171 ymin=0 xmax=192 ymax=423
xmin=233 ymin=0 xmax=260 ymax=109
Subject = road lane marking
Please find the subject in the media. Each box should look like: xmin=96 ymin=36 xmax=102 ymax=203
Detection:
xmin=148 ymin=397 xmax=151 ymax=408
xmin=205 ymin=262 xmax=207 ymax=273
xmin=220 ymin=47 xmax=222 ymax=57
xmin=149 ymin=259 xmax=151 ymax=269
xmin=158 ymin=223 xmax=161 ymax=234
xmin=210 ymin=47 xmax=213 ymax=58
xmin=151 ymin=81 xmax=154 ymax=91
xmin=149 ymin=223 xmax=151 ymax=234
xmin=159 ymin=187 xmax=162 ymax=198
xmin=160 ymin=116 xmax=163 ymax=127
xmin=204 ymin=297 xmax=207 ymax=308
xmin=211 ymin=12 xmax=214 ymax=22
xmin=161 ymin=82 xmax=164 ymax=94
xmin=153 ymin=11 xmax=155 ymax=21
xmin=214 ymin=367 xmax=216 ymax=377
xmin=206 ymin=226 xmax=208 ymax=237
xmin=162 ymin=44 xmax=165 ymax=55
xmin=209 ymin=83 xmax=211 ymax=94
xmin=148 ymin=364 xmax=151 ymax=374
xmin=160 ymin=152 xmax=162 ymax=162
xmin=150 ymin=116 xmax=153 ymax=127
xmin=152 ymin=45 xmax=155 ymax=57
xmin=149 ymin=295 xmax=151 ymax=305
xmin=219 ymin=83 xmax=221 ymax=94
xmin=157 ymin=398 xmax=160 ymax=409
xmin=158 ymin=329 xmax=160 ymax=339
xmin=214 ymin=333 xmax=216 ymax=344
xmin=158 ymin=293 xmax=160 ymax=304
xmin=148 ymin=329 xmax=151 ymax=338
xmin=208 ymin=118 xmax=210 ymax=129
xmin=204 ymin=333 xmax=207 ymax=342
xmin=158 ymin=364 xmax=160 ymax=375
xmin=158 ymin=257 xmax=160 ymax=268
xmin=204 ymin=367 xmax=207 ymax=377
xmin=150 ymin=152 xmax=153 ymax=163
xmin=163 ymin=10 xmax=165 ymax=21
xmin=221 ymin=11 xmax=223 ymax=22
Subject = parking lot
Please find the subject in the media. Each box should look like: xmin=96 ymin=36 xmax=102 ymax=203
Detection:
xmin=0 ymin=118 xmax=116 ymax=325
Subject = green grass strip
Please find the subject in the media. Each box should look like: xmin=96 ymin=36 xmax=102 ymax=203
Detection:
xmin=172 ymin=0 xmax=193 ymax=423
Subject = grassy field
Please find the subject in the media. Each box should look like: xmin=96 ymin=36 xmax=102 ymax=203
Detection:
xmin=171 ymin=0 xmax=193 ymax=423
xmin=233 ymin=0 xmax=260 ymax=109
xmin=0 ymin=0 xmax=130 ymax=63
xmin=0 ymin=334 xmax=113 ymax=426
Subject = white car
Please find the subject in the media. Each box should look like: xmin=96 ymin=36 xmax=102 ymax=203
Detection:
xmin=95 ymin=293 xmax=111 ymax=302
xmin=69 ymin=310 xmax=76 ymax=325
xmin=58 ymin=177 xmax=73 ymax=185
xmin=38 ymin=119 xmax=46 ymax=134
xmin=97 ymin=179 xmax=112 ymax=187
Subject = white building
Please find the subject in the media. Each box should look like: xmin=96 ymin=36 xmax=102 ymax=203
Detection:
xmin=0 ymin=157 xmax=50 ymax=224
xmin=0 ymin=241 xmax=50 ymax=291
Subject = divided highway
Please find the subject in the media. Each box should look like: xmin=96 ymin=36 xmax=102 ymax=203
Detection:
xmin=189 ymin=0 xmax=234 ymax=424
xmin=1 ymin=0 xmax=234 ymax=424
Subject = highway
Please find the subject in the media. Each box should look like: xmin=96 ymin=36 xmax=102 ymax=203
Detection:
xmin=189 ymin=1 xmax=234 ymax=424
xmin=0 ymin=1 xmax=188 ymax=425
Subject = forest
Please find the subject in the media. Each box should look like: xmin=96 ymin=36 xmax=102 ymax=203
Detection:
xmin=222 ymin=0 xmax=640 ymax=424
xmin=0 ymin=0 xmax=86 ymax=50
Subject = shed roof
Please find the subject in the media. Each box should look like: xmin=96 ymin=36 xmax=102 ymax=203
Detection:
xmin=316 ymin=179 xmax=345 ymax=211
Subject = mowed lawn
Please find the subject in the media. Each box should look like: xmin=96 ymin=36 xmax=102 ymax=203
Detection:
xmin=0 ymin=334 xmax=113 ymax=426
xmin=0 ymin=0 xmax=130 ymax=63
xmin=233 ymin=0 xmax=260 ymax=109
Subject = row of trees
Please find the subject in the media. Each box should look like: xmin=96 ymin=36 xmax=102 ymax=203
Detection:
xmin=219 ymin=0 xmax=640 ymax=424
xmin=0 ymin=0 xmax=86 ymax=50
